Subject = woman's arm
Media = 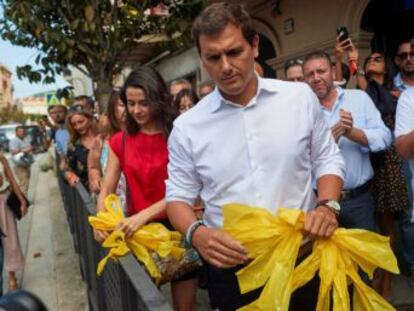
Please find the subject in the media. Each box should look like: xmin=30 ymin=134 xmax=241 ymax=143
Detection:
xmin=118 ymin=199 xmax=166 ymax=237
xmin=96 ymin=147 xmax=121 ymax=212
xmin=0 ymin=154 xmax=28 ymax=217
xmin=87 ymin=137 xmax=103 ymax=193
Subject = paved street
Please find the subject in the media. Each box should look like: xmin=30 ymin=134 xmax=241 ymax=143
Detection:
xmin=5 ymin=155 xmax=414 ymax=310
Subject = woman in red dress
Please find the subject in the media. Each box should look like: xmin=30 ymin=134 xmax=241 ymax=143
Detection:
xmin=94 ymin=66 xmax=198 ymax=311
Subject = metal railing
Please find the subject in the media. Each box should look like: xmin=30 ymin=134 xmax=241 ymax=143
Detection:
xmin=56 ymin=170 xmax=173 ymax=311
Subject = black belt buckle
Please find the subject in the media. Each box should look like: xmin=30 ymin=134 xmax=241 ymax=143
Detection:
xmin=340 ymin=181 xmax=370 ymax=202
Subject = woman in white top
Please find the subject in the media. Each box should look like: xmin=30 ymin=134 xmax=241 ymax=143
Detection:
xmin=0 ymin=151 xmax=28 ymax=291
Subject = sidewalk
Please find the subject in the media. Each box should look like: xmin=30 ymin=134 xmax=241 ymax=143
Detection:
xmin=17 ymin=158 xmax=88 ymax=311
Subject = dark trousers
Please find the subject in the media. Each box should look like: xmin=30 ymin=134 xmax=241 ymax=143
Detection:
xmin=204 ymin=262 xmax=320 ymax=311
xmin=338 ymin=190 xmax=376 ymax=232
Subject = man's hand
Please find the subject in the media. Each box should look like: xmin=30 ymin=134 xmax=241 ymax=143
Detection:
xmin=192 ymin=226 xmax=249 ymax=269
xmin=339 ymin=109 xmax=353 ymax=136
xmin=331 ymin=122 xmax=346 ymax=142
xmin=303 ymin=206 xmax=338 ymax=238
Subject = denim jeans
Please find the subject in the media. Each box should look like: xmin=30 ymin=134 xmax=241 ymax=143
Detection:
xmin=338 ymin=190 xmax=376 ymax=232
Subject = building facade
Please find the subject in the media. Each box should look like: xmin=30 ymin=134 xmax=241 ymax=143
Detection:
xmin=0 ymin=62 xmax=14 ymax=108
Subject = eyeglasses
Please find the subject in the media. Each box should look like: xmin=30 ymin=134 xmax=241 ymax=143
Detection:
xmin=367 ymin=56 xmax=384 ymax=63
xmin=284 ymin=58 xmax=303 ymax=70
xmin=397 ymin=52 xmax=414 ymax=60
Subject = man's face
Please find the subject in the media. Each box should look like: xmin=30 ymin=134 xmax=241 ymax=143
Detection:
xmin=395 ymin=42 xmax=414 ymax=75
xmin=16 ymin=128 xmax=26 ymax=139
xmin=49 ymin=106 xmax=66 ymax=124
xmin=199 ymin=23 xmax=259 ymax=102
xmin=286 ymin=65 xmax=304 ymax=82
xmin=303 ymin=57 xmax=335 ymax=101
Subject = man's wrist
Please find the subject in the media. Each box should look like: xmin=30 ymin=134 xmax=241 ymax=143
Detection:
xmin=315 ymin=199 xmax=340 ymax=216
xmin=185 ymin=220 xmax=205 ymax=247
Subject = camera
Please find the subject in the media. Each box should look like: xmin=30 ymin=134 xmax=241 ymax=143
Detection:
xmin=336 ymin=26 xmax=349 ymax=42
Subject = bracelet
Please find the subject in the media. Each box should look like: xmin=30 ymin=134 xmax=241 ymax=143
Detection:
xmin=185 ymin=220 xmax=205 ymax=247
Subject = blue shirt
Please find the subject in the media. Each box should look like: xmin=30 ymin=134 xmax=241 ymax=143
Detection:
xmin=394 ymin=73 xmax=413 ymax=91
xmin=55 ymin=126 xmax=69 ymax=155
xmin=166 ymin=77 xmax=345 ymax=228
xmin=321 ymin=87 xmax=392 ymax=189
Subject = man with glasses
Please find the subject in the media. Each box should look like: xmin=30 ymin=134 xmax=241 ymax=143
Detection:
xmin=284 ymin=58 xmax=304 ymax=82
xmin=394 ymin=39 xmax=414 ymax=91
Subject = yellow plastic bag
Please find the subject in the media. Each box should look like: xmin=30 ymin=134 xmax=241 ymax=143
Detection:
xmin=223 ymin=204 xmax=305 ymax=311
xmin=222 ymin=203 xmax=399 ymax=311
xmin=88 ymin=194 xmax=185 ymax=282
xmin=291 ymin=229 xmax=399 ymax=311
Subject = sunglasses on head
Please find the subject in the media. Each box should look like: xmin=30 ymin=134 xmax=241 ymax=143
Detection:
xmin=367 ymin=56 xmax=384 ymax=63
xmin=285 ymin=58 xmax=303 ymax=70
xmin=68 ymin=104 xmax=86 ymax=114
xmin=397 ymin=51 xmax=414 ymax=60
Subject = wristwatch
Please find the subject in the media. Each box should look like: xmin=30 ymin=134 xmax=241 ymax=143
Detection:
xmin=315 ymin=199 xmax=341 ymax=216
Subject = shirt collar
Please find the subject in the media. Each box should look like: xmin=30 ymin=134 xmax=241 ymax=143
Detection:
xmin=394 ymin=73 xmax=407 ymax=90
xmin=322 ymin=86 xmax=345 ymax=112
xmin=209 ymin=75 xmax=278 ymax=113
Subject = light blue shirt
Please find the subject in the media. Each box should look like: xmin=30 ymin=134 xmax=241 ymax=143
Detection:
xmin=394 ymin=73 xmax=413 ymax=91
xmin=321 ymin=87 xmax=392 ymax=190
xmin=166 ymin=77 xmax=345 ymax=228
xmin=55 ymin=126 xmax=69 ymax=155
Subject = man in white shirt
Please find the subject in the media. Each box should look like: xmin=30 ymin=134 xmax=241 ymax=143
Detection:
xmin=166 ymin=3 xmax=345 ymax=310
xmin=303 ymin=51 xmax=392 ymax=232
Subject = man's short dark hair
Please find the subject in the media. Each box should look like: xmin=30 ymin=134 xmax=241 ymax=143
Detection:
xmin=15 ymin=126 xmax=25 ymax=132
xmin=47 ymin=104 xmax=68 ymax=113
xmin=303 ymin=50 xmax=333 ymax=67
xmin=192 ymin=2 xmax=257 ymax=53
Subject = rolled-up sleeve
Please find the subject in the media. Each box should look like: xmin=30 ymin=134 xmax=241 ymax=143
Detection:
xmin=166 ymin=125 xmax=202 ymax=206
xmin=360 ymin=93 xmax=392 ymax=152
xmin=309 ymin=91 xmax=345 ymax=181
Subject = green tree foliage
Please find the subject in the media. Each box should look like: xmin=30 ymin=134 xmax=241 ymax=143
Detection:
xmin=0 ymin=105 xmax=29 ymax=124
xmin=0 ymin=0 xmax=205 ymax=108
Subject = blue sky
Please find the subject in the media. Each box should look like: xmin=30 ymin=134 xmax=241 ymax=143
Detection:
xmin=0 ymin=8 xmax=69 ymax=99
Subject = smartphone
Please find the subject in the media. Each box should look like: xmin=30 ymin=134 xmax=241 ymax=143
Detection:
xmin=336 ymin=26 xmax=349 ymax=42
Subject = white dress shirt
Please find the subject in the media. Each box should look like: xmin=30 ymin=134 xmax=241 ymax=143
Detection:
xmin=395 ymin=87 xmax=414 ymax=221
xmin=321 ymin=87 xmax=392 ymax=189
xmin=166 ymin=77 xmax=345 ymax=228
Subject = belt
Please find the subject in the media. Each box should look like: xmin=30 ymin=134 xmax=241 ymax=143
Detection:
xmin=340 ymin=181 xmax=371 ymax=201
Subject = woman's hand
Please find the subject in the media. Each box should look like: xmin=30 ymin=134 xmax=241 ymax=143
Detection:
xmin=20 ymin=200 xmax=28 ymax=218
xmin=65 ymin=171 xmax=80 ymax=186
xmin=117 ymin=212 xmax=149 ymax=238
xmin=89 ymin=174 xmax=102 ymax=194
xmin=93 ymin=229 xmax=109 ymax=243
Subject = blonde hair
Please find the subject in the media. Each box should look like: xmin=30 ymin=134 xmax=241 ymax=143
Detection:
xmin=66 ymin=112 xmax=98 ymax=144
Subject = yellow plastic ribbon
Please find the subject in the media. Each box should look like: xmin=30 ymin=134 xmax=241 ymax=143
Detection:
xmin=222 ymin=203 xmax=399 ymax=311
xmin=88 ymin=194 xmax=185 ymax=282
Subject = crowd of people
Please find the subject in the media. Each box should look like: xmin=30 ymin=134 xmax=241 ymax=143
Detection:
xmin=1 ymin=2 xmax=414 ymax=310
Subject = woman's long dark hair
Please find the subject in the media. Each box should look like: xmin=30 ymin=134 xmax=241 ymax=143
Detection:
xmin=120 ymin=66 xmax=177 ymax=136
xmin=363 ymin=52 xmax=396 ymax=90
xmin=174 ymin=88 xmax=199 ymax=114
xmin=106 ymin=90 xmax=122 ymax=137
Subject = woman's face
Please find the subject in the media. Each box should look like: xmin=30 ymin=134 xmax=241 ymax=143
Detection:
xmin=115 ymin=98 xmax=126 ymax=125
xmin=126 ymin=87 xmax=153 ymax=128
xmin=179 ymin=96 xmax=194 ymax=115
xmin=70 ymin=114 xmax=91 ymax=136
xmin=365 ymin=53 xmax=385 ymax=76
